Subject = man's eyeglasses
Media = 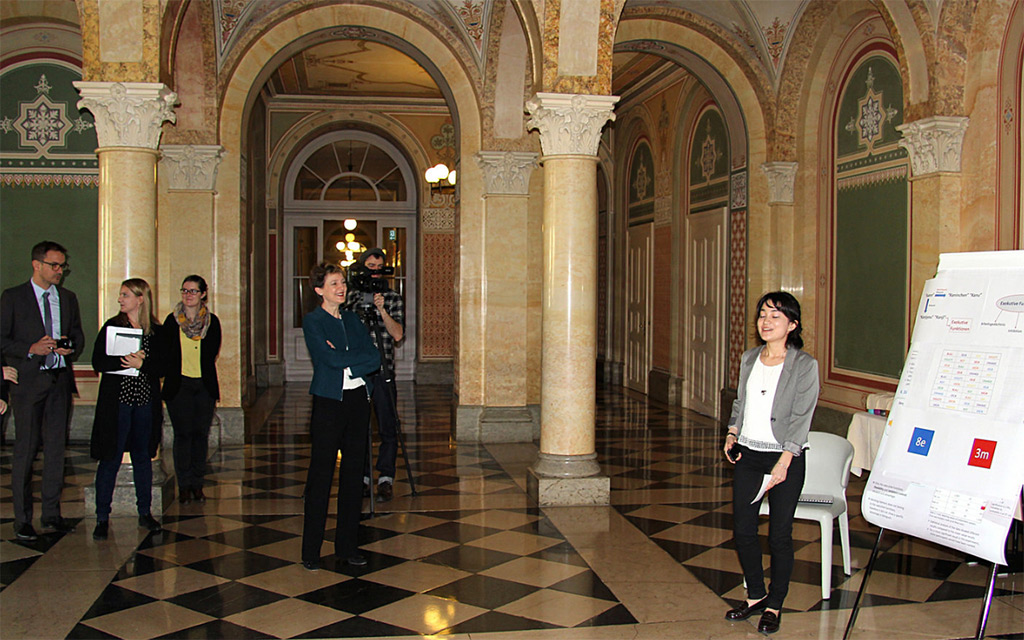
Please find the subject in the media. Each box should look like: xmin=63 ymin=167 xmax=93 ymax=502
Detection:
xmin=180 ymin=288 xmax=202 ymax=295
xmin=40 ymin=260 xmax=69 ymax=270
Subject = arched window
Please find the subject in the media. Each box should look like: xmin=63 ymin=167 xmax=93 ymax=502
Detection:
xmin=285 ymin=130 xmax=415 ymax=211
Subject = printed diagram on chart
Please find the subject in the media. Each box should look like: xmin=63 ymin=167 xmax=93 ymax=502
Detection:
xmin=928 ymin=350 xmax=999 ymax=414
xmin=991 ymin=294 xmax=1024 ymax=329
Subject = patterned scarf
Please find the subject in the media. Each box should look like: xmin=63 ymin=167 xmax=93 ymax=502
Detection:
xmin=174 ymin=301 xmax=211 ymax=340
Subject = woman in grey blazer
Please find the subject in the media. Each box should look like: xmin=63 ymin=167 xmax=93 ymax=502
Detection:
xmin=722 ymin=291 xmax=819 ymax=634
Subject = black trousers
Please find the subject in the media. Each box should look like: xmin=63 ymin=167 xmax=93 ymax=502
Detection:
xmin=366 ymin=373 xmax=398 ymax=480
xmin=302 ymin=390 xmax=370 ymax=563
xmin=167 ymin=377 xmax=216 ymax=491
xmin=10 ymin=368 xmax=72 ymax=525
xmin=732 ymin=444 xmax=806 ymax=610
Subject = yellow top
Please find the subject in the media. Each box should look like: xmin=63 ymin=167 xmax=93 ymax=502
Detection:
xmin=180 ymin=329 xmax=202 ymax=378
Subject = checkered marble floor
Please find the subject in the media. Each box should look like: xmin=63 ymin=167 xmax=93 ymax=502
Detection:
xmin=1 ymin=383 xmax=1022 ymax=639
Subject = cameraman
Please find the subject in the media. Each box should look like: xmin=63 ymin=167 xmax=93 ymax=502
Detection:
xmin=345 ymin=248 xmax=404 ymax=502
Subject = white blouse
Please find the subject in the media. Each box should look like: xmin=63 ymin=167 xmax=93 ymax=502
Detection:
xmin=738 ymin=357 xmax=784 ymax=452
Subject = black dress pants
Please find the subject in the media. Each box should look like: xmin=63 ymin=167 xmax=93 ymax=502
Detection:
xmin=732 ymin=444 xmax=806 ymax=610
xmin=302 ymin=390 xmax=370 ymax=563
xmin=167 ymin=377 xmax=216 ymax=492
xmin=10 ymin=368 xmax=72 ymax=525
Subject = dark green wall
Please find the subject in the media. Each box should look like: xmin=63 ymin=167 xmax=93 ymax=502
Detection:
xmin=833 ymin=54 xmax=908 ymax=379
xmin=1 ymin=62 xmax=99 ymax=360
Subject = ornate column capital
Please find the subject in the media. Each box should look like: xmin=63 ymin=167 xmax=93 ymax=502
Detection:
xmin=760 ymin=161 xmax=798 ymax=204
xmin=475 ymin=151 xmax=539 ymax=195
xmin=896 ymin=116 xmax=969 ymax=176
xmin=160 ymin=144 xmax=225 ymax=191
xmin=525 ymin=93 xmax=618 ymax=157
xmin=73 ymin=81 xmax=177 ymax=149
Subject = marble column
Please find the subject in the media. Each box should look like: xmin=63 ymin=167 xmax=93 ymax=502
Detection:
xmin=897 ymin=116 xmax=969 ymax=322
xmin=74 ymin=81 xmax=177 ymax=319
xmin=460 ymin=151 xmax=540 ymax=442
xmin=525 ymin=93 xmax=618 ymax=506
xmin=761 ymin=162 xmax=798 ymax=290
xmin=75 ymin=81 xmax=177 ymax=516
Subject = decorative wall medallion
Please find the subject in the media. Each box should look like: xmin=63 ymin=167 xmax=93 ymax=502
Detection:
xmin=10 ymin=75 xmax=78 ymax=154
xmin=632 ymin=162 xmax=650 ymax=200
xmin=844 ymin=68 xmax=899 ymax=151
xmin=762 ymin=18 xmax=788 ymax=68
xmin=453 ymin=0 xmax=485 ymax=52
xmin=700 ymin=120 xmax=720 ymax=181
xmin=431 ymin=122 xmax=456 ymax=163
xmin=1004 ymin=98 xmax=1015 ymax=135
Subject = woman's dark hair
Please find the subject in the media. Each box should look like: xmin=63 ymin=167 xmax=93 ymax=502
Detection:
xmin=182 ymin=274 xmax=207 ymax=294
xmin=310 ymin=262 xmax=345 ymax=291
xmin=754 ymin=291 xmax=803 ymax=349
xmin=182 ymin=275 xmax=208 ymax=300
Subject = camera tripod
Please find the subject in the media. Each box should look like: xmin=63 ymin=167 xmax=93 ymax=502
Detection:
xmin=357 ymin=307 xmax=418 ymax=516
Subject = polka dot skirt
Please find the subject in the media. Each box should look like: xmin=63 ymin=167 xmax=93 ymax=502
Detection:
xmin=118 ymin=333 xmax=153 ymax=406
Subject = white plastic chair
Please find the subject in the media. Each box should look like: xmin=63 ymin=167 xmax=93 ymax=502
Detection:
xmin=758 ymin=431 xmax=854 ymax=599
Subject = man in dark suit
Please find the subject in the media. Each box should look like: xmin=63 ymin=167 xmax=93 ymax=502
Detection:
xmin=1 ymin=241 xmax=85 ymax=541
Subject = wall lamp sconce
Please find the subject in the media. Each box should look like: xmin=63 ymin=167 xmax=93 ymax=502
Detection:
xmin=425 ymin=163 xmax=456 ymax=192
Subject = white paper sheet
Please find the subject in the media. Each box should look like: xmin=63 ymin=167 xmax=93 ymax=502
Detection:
xmin=105 ymin=326 xmax=142 ymax=377
xmin=751 ymin=474 xmax=772 ymax=504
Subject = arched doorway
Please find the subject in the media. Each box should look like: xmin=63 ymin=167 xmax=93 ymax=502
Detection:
xmin=282 ymin=129 xmax=418 ymax=381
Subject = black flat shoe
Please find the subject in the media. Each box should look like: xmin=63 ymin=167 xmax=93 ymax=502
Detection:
xmin=93 ymin=521 xmax=109 ymax=540
xmin=192 ymin=487 xmax=207 ymax=503
xmin=302 ymin=560 xmax=320 ymax=571
xmin=41 ymin=516 xmax=76 ymax=534
xmin=179 ymin=489 xmax=192 ymax=505
xmin=15 ymin=523 xmax=39 ymax=541
xmin=345 ymin=554 xmax=368 ymax=567
xmin=758 ymin=610 xmax=781 ymax=634
xmin=138 ymin=514 xmax=162 ymax=532
xmin=725 ymin=598 xmax=768 ymax=621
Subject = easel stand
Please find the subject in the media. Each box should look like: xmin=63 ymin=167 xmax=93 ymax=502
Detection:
xmin=843 ymin=528 xmax=1002 ymax=640
xmin=359 ymin=308 xmax=418 ymax=518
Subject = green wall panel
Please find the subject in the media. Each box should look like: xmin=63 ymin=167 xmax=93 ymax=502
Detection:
xmin=837 ymin=56 xmax=903 ymax=158
xmin=689 ymin=109 xmax=728 ymax=187
xmin=628 ymin=141 xmax=654 ymax=205
xmin=1 ymin=185 xmax=99 ymax=361
xmin=834 ymin=177 xmax=907 ymax=377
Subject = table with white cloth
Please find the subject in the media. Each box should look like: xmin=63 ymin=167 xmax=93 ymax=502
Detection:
xmin=846 ymin=411 xmax=887 ymax=476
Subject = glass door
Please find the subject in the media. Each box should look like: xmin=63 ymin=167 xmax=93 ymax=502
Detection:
xmin=283 ymin=215 xmax=416 ymax=382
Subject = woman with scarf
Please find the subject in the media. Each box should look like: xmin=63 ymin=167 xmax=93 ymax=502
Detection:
xmin=161 ymin=275 xmax=221 ymax=504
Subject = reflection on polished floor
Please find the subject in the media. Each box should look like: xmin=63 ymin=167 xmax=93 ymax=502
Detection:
xmin=1 ymin=383 xmax=1022 ymax=639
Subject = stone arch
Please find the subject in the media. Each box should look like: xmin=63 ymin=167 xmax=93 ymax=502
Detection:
xmin=614 ymin=18 xmax=768 ymax=375
xmin=216 ymin=3 xmax=483 ymax=406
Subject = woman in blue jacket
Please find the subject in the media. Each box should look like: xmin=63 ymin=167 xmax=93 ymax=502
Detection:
xmin=301 ymin=262 xmax=380 ymax=571
xmin=723 ymin=291 xmax=819 ymax=634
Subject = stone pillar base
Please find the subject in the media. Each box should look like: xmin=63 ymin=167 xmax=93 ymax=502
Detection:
xmin=454 ymin=405 xmax=538 ymax=443
xmin=84 ymin=460 xmax=175 ymax=517
xmin=479 ymin=407 xmax=535 ymax=443
xmin=527 ymin=469 xmax=609 ymax=506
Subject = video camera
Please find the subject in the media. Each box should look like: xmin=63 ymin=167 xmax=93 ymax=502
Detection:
xmin=348 ymin=262 xmax=395 ymax=305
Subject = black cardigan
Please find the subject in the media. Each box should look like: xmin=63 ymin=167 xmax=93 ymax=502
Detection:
xmin=90 ymin=317 xmax=165 ymax=461
xmin=160 ymin=312 xmax=221 ymax=401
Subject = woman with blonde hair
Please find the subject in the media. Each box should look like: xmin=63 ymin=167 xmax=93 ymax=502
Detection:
xmin=90 ymin=278 xmax=165 ymax=540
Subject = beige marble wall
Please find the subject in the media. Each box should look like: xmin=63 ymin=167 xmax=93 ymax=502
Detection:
xmin=482 ymin=194 xmax=530 ymax=406
xmin=155 ymin=174 xmax=215 ymax=317
xmin=216 ymin=4 xmax=483 ymax=408
xmin=96 ymin=148 xmax=159 ymax=320
xmin=78 ymin=0 xmax=161 ymax=82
